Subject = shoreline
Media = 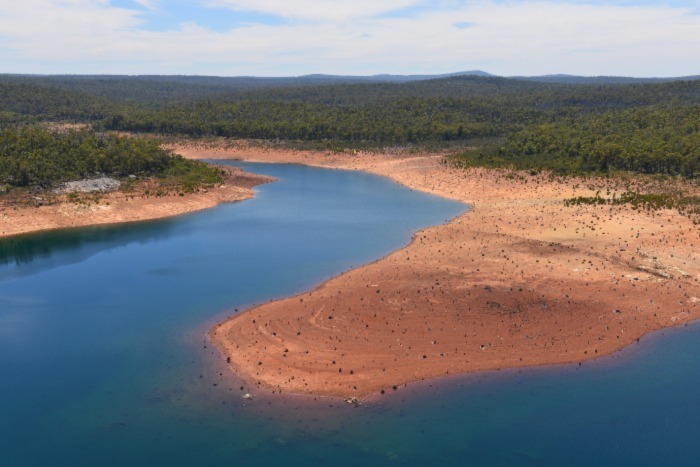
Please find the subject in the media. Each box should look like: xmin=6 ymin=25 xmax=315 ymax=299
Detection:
xmin=189 ymin=141 xmax=700 ymax=399
xmin=0 ymin=165 xmax=274 ymax=239
xmin=5 ymin=138 xmax=697 ymax=400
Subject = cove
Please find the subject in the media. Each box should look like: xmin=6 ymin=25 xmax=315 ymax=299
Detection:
xmin=1 ymin=162 xmax=699 ymax=466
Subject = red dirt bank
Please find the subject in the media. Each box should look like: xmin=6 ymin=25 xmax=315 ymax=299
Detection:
xmin=176 ymin=142 xmax=700 ymax=398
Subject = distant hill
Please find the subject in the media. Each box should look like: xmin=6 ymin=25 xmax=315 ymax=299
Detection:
xmin=299 ymin=70 xmax=494 ymax=83
xmin=2 ymin=70 xmax=495 ymax=87
xmin=6 ymin=70 xmax=698 ymax=89
xmin=0 ymin=71 xmax=498 ymax=108
xmin=511 ymin=74 xmax=700 ymax=85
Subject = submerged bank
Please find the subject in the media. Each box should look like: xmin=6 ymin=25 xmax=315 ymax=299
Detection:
xmin=177 ymin=141 xmax=700 ymax=398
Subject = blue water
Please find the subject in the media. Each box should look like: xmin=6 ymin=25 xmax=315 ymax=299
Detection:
xmin=0 ymin=162 xmax=698 ymax=466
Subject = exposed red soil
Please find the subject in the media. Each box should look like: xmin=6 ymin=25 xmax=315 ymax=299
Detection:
xmin=179 ymin=141 xmax=700 ymax=399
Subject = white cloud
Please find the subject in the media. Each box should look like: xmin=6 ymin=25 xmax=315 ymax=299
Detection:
xmin=133 ymin=0 xmax=157 ymax=10
xmin=0 ymin=0 xmax=698 ymax=76
xmin=0 ymin=1 xmax=142 ymax=39
xmin=204 ymin=0 xmax=422 ymax=21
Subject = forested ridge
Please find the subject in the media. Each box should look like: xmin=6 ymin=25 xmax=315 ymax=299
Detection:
xmin=0 ymin=127 xmax=222 ymax=191
xmin=451 ymin=104 xmax=700 ymax=178
xmin=1 ymin=73 xmax=699 ymax=180
xmin=0 ymin=81 xmax=114 ymax=125
xmin=94 ymin=77 xmax=700 ymax=151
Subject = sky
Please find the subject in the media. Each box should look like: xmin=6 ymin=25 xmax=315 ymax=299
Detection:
xmin=0 ymin=0 xmax=698 ymax=77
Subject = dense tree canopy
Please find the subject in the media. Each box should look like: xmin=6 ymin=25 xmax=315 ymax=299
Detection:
xmin=0 ymin=81 xmax=113 ymax=123
xmin=1 ymin=74 xmax=699 ymax=179
xmin=92 ymin=77 xmax=700 ymax=149
xmin=0 ymin=127 xmax=222 ymax=189
xmin=451 ymin=105 xmax=700 ymax=178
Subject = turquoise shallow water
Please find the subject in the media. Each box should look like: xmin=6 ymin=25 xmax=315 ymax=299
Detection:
xmin=1 ymin=162 xmax=699 ymax=466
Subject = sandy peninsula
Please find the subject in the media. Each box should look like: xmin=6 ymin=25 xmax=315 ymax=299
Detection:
xmin=183 ymin=140 xmax=700 ymax=399
xmin=0 ymin=165 xmax=273 ymax=238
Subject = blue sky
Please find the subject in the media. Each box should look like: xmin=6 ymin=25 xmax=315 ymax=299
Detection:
xmin=0 ymin=0 xmax=698 ymax=76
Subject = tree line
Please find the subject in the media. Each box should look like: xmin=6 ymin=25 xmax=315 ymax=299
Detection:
xmin=1 ymin=74 xmax=699 ymax=178
xmin=0 ymin=126 xmax=222 ymax=190
xmin=451 ymin=105 xmax=700 ymax=178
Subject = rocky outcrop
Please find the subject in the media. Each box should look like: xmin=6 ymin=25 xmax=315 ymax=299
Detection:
xmin=58 ymin=177 xmax=121 ymax=193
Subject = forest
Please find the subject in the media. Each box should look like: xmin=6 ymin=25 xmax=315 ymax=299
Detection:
xmin=1 ymin=73 xmax=699 ymax=181
xmin=450 ymin=104 xmax=700 ymax=178
xmin=0 ymin=126 xmax=222 ymax=191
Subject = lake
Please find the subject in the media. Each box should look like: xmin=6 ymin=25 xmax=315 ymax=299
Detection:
xmin=1 ymin=162 xmax=698 ymax=466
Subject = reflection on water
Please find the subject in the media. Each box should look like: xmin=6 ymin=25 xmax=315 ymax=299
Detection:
xmin=0 ymin=218 xmax=180 ymax=278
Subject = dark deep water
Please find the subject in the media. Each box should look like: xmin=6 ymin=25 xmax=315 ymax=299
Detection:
xmin=1 ymin=162 xmax=698 ymax=466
